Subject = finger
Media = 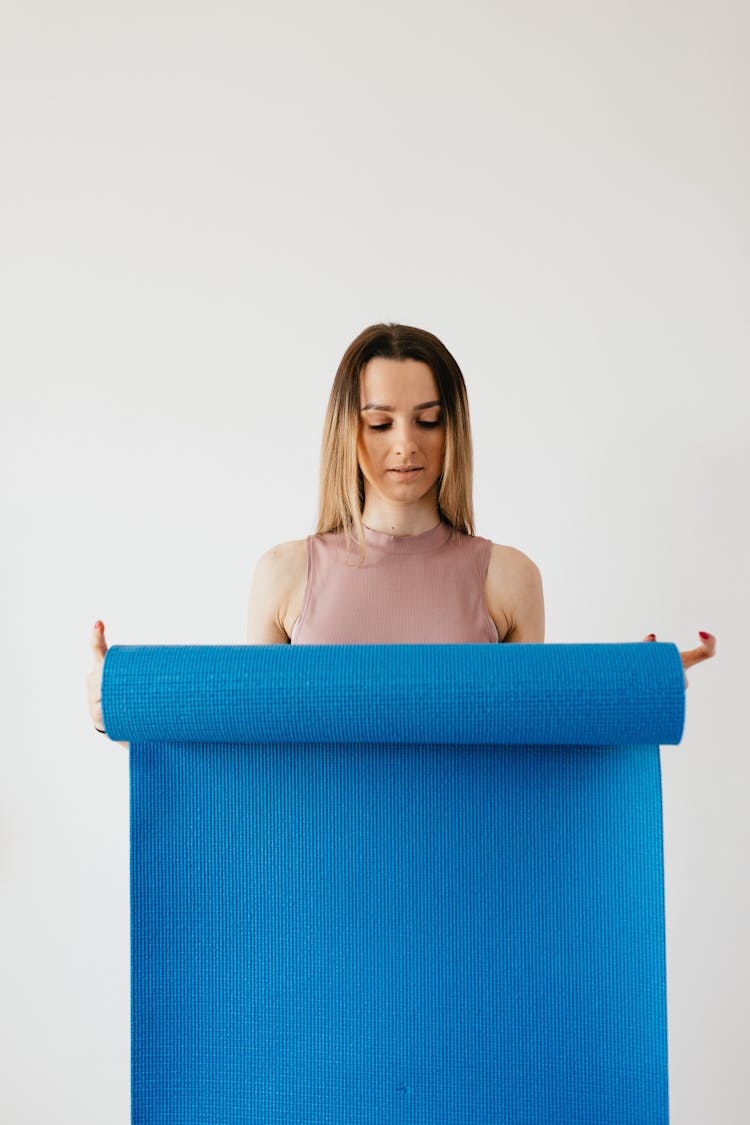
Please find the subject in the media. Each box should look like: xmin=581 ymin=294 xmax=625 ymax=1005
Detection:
xmin=85 ymin=657 xmax=105 ymax=719
xmin=642 ymin=633 xmax=656 ymax=642
xmin=698 ymin=630 xmax=716 ymax=656
xmin=682 ymin=645 xmax=710 ymax=670
xmin=85 ymin=670 xmax=100 ymax=705
xmin=85 ymin=672 xmax=105 ymax=728
xmin=680 ymin=631 xmax=717 ymax=670
xmin=91 ymin=620 xmax=108 ymax=665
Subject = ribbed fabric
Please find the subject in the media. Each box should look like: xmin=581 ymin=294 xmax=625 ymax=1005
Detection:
xmin=109 ymin=645 xmax=682 ymax=1124
xmin=291 ymin=519 xmax=499 ymax=643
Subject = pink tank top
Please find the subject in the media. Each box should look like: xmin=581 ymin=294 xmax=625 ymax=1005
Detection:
xmin=290 ymin=518 xmax=500 ymax=644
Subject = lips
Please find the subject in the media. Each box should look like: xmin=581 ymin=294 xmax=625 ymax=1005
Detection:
xmin=389 ymin=467 xmax=422 ymax=473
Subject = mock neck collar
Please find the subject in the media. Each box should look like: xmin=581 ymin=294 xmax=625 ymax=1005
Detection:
xmin=357 ymin=518 xmax=454 ymax=555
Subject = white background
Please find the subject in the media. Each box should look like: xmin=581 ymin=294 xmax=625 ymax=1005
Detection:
xmin=2 ymin=2 xmax=747 ymax=1122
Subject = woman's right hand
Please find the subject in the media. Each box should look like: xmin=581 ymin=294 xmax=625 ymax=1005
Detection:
xmin=87 ymin=620 xmax=108 ymax=733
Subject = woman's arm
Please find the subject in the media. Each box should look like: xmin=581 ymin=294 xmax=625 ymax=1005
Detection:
xmin=246 ymin=540 xmax=307 ymax=644
xmin=485 ymin=546 xmax=716 ymax=681
xmin=485 ymin=545 xmax=545 ymax=644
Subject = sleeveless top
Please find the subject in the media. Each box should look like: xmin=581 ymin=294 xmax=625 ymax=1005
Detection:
xmin=290 ymin=518 xmax=500 ymax=645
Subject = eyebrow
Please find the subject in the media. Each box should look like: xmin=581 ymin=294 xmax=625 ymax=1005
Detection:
xmin=360 ymin=400 xmax=442 ymax=412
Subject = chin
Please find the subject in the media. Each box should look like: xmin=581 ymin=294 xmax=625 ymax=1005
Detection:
xmin=384 ymin=475 xmax=438 ymax=497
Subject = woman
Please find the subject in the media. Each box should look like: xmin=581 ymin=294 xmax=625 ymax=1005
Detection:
xmin=87 ymin=322 xmax=715 ymax=732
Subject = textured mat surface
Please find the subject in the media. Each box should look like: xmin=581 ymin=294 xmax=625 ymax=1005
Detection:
xmin=103 ymin=643 xmax=683 ymax=1125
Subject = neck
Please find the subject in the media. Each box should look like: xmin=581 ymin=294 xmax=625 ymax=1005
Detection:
xmin=360 ymin=495 xmax=441 ymax=537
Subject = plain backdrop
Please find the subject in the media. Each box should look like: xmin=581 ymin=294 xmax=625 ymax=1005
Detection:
xmin=1 ymin=1 xmax=747 ymax=1122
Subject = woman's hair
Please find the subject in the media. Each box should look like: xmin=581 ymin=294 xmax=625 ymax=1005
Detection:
xmin=316 ymin=322 xmax=475 ymax=562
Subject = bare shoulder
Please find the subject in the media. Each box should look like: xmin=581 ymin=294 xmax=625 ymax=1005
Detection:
xmin=485 ymin=543 xmax=545 ymax=643
xmin=487 ymin=543 xmax=542 ymax=583
xmin=257 ymin=537 xmax=308 ymax=576
xmin=247 ymin=537 xmax=309 ymax=643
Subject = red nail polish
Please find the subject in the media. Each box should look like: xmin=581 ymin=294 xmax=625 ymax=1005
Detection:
xmin=94 ymin=620 xmax=104 ymax=630
xmin=647 ymin=634 xmax=656 ymax=640
xmin=699 ymin=631 xmax=710 ymax=639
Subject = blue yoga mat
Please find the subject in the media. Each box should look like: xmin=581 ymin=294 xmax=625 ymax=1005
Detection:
xmin=103 ymin=643 xmax=684 ymax=1125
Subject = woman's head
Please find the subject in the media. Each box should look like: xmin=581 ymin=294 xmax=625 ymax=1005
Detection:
xmin=316 ymin=323 xmax=475 ymax=558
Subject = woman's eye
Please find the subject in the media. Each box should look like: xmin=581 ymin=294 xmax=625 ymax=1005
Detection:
xmin=367 ymin=420 xmax=441 ymax=431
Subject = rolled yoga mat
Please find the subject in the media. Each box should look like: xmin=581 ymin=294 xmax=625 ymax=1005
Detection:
xmin=103 ymin=643 xmax=684 ymax=1125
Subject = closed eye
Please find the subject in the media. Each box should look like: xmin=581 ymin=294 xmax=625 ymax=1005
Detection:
xmin=368 ymin=421 xmax=441 ymax=431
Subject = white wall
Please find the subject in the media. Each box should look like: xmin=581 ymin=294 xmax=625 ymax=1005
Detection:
xmin=2 ymin=2 xmax=747 ymax=1121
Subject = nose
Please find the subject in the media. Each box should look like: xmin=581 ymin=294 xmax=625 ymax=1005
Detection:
xmin=390 ymin=419 xmax=419 ymax=456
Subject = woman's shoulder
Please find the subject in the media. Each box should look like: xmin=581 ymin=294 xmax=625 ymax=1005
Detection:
xmin=254 ymin=537 xmax=309 ymax=584
xmin=483 ymin=541 xmax=545 ymax=643
xmin=259 ymin=535 xmax=309 ymax=560
xmin=485 ymin=540 xmax=541 ymax=575
xmin=248 ymin=537 xmax=309 ymax=643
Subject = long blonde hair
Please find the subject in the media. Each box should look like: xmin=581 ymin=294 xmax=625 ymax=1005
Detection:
xmin=316 ymin=323 xmax=475 ymax=563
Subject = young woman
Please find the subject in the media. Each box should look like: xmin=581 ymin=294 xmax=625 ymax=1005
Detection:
xmin=247 ymin=323 xmax=544 ymax=647
xmin=87 ymin=322 xmax=715 ymax=732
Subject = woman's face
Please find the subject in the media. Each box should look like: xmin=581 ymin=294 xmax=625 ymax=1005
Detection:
xmin=357 ymin=357 xmax=445 ymax=505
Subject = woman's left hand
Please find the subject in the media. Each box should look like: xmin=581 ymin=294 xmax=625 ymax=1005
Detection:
xmin=642 ymin=630 xmax=716 ymax=688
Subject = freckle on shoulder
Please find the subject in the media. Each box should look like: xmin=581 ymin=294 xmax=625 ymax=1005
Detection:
xmin=261 ymin=537 xmax=306 ymax=562
xmin=262 ymin=538 xmax=295 ymax=557
xmin=259 ymin=538 xmax=308 ymax=580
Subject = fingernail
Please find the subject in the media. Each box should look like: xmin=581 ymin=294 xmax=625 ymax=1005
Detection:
xmin=94 ymin=620 xmax=104 ymax=630
xmin=699 ymin=631 xmax=710 ymax=639
xmin=647 ymin=634 xmax=656 ymax=641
